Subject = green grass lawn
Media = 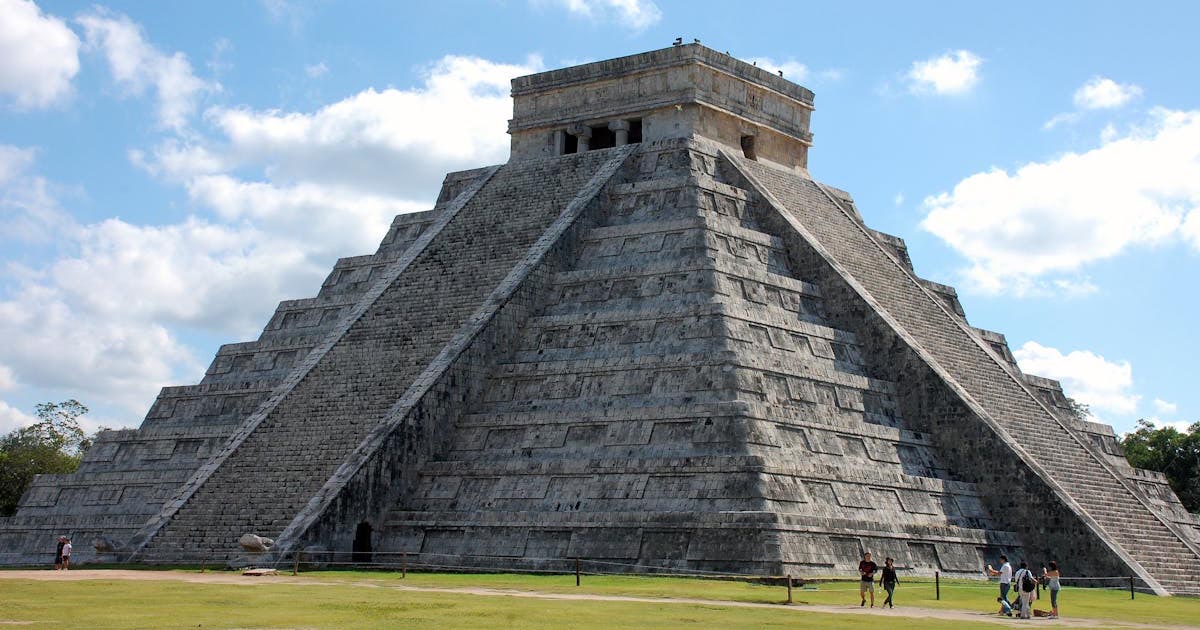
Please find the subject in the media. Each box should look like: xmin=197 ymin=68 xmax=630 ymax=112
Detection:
xmin=301 ymin=570 xmax=1200 ymax=627
xmin=2 ymin=570 xmax=1198 ymax=630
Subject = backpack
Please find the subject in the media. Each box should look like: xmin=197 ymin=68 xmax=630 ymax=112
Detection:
xmin=1020 ymin=571 xmax=1036 ymax=593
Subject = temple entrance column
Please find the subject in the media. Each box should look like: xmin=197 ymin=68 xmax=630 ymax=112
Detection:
xmin=609 ymin=120 xmax=631 ymax=146
xmin=569 ymin=124 xmax=592 ymax=151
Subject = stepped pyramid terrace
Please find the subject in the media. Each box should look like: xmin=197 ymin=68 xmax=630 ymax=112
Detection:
xmin=3 ymin=44 xmax=1198 ymax=596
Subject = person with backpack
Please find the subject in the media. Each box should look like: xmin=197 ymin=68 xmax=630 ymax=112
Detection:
xmin=1013 ymin=561 xmax=1037 ymax=619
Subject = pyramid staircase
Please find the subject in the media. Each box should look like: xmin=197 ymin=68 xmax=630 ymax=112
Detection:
xmin=728 ymin=152 xmax=1200 ymax=595
xmin=129 ymin=149 xmax=627 ymax=557
xmin=382 ymin=139 xmax=1020 ymax=576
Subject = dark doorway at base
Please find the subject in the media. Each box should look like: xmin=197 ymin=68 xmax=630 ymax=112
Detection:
xmin=352 ymin=521 xmax=372 ymax=564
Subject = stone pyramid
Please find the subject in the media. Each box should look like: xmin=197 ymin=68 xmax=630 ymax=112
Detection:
xmin=4 ymin=44 xmax=1198 ymax=595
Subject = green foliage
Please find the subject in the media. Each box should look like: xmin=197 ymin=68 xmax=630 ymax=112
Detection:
xmin=1063 ymin=396 xmax=1091 ymax=422
xmin=1121 ymin=419 xmax=1200 ymax=513
xmin=0 ymin=400 xmax=92 ymax=517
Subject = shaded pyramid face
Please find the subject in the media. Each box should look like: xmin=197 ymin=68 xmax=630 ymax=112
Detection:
xmin=383 ymin=139 xmax=1020 ymax=576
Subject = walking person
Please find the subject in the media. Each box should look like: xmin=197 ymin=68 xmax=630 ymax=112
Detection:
xmin=1043 ymin=561 xmax=1061 ymax=618
xmin=60 ymin=537 xmax=72 ymax=570
xmin=879 ymin=557 xmax=899 ymax=608
xmin=858 ymin=551 xmax=878 ymax=607
xmin=1013 ymin=561 xmax=1037 ymax=619
xmin=986 ymin=554 xmax=1013 ymax=607
xmin=53 ymin=536 xmax=65 ymax=570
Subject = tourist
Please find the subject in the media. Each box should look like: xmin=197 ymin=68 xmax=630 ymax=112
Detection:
xmin=61 ymin=537 xmax=72 ymax=570
xmin=985 ymin=554 xmax=1013 ymax=607
xmin=996 ymin=596 xmax=1013 ymax=617
xmin=1013 ymin=561 xmax=1037 ymax=619
xmin=858 ymin=551 xmax=877 ymax=607
xmin=879 ymin=556 xmax=898 ymax=608
xmin=1043 ymin=561 xmax=1061 ymax=618
xmin=54 ymin=536 xmax=65 ymax=570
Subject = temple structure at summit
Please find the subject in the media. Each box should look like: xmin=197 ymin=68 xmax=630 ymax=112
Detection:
xmin=4 ymin=44 xmax=1198 ymax=595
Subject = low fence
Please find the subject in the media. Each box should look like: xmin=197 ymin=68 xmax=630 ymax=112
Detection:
xmin=3 ymin=547 xmax=1156 ymax=602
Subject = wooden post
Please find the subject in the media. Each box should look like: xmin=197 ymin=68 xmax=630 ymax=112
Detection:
xmin=935 ymin=571 xmax=941 ymax=600
xmin=200 ymin=552 xmax=207 ymax=574
xmin=1130 ymin=576 xmax=1135 ymax=600
xmin=575 ymin=558 xmax=581 ymax=586
xmin=402 ymin=551 xmax=407 ymax=579
xmin=292 ymin=551 xmax=300 ymax=576
xmin=786 ymin=574 xmax=793 ymax=604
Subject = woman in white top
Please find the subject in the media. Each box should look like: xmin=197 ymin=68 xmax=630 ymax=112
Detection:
xmin=61 ymin=538 xmax=72 ymax=570
xmin=1043 ymin=561 xmax=1061 ymax=618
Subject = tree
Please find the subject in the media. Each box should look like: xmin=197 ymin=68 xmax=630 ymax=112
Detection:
xmin=1064 ymin=397 xmax=1091 ymax=423
xmin=0 ymin=400 xmax=91 ymax=517
xmin=1120 ymin=419 xmax=1200 ymax=514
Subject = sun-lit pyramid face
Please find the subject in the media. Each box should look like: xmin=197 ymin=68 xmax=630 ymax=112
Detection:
xmin=508 ymin=43 xmax=814 ymax=171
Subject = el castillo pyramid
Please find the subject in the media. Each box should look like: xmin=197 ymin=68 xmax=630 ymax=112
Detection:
xmin=4 ymin=44 xmax=1199 ymax=595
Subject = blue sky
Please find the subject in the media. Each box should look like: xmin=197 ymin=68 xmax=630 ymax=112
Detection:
xmin=1 ymin=0 xmax=1198 ymax=436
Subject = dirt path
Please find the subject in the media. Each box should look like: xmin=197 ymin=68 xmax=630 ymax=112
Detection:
xmin=0 ymin=570 xmax=1186 ymax=630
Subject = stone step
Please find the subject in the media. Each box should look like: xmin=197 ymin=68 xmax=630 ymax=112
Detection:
xmin=139 ymin=149 xmax=625 ymax=556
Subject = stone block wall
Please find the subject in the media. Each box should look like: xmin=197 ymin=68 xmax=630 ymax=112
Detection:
xmin=727 ymin=152 xmax=1200 ymax=594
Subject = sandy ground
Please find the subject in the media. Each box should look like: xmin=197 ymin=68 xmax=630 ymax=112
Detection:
xmin=0 ymin=569 xmax=1188 ymax=629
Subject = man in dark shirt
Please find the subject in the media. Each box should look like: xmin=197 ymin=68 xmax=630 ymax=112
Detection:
xmin=858 ymin=551 xmax=878 ymax=607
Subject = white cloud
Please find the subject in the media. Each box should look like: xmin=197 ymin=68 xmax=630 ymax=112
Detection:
xmin=922 ymin=108 xmax=1200 ymax=295
xmin=0 ymin=48 xmax=544 ymax=425
xmin=0 ymin=144 xmax=36 ymax=183
xmin=1074 ymin=76 xmax=1142 ymax=110
xmin=1184 ymin=205 xmax=1200 ymax=247
xmin=1141 ymin=418 xmax=1197 ymax=434
xmin=893 ymin=193 xmax=905 ymax=207
xmin=745 ymin=57 xmax=810 ymax=82
xmin=1153 ymin=398 xmax=1178 ymax=415
xmin=0 ymin=398 xmax=36 ymax=434
xmin=77 ymin=8 xmax=217 ymax=131
xmin=1014 ymin=341 xmax=1139 ymax=416
xmin=183 ymin=175 xmax=422 ymax=264
xmin=260 ymin=0 xmax=310 ymax=30
xmin=0 ymin=144 xmax=75 ymax=243
xmin=0 ymin=0 xmax=80 ymax=109
xmin=0 ymin=363 xmax=16 ymax=391
xmin=1042 ymin=112 xmax=1080 ymax=131
xmin=208 ymin=37 xmax=234 ymax=77
xmin=1044 ymin=77 xmax=1143 ymax=130
xmin=191 ymin=54 xmax=540 ymax=197
xmin=305 ymin=61 xmax=329 ymax=78
xmin=906 ymin=50 xmax=982 ymax=96
xmin=0 ymin=281 xmax=202 ymax=414
xmin=540 ymin=0 xmax=662 ymax=30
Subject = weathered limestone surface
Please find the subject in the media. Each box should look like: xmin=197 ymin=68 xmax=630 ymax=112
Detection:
xmin=727 ymin=153 xmax=1200 ymax=594
xmin=5 ymin=44 xmax=1198 ymax=595
xmin=127 ymin=150 xmax=621 ymax=557
xmin=0 ymin=179 xmax=452 ymax=563
xmin=381 ymin=139 xmax=1019 ymax=577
